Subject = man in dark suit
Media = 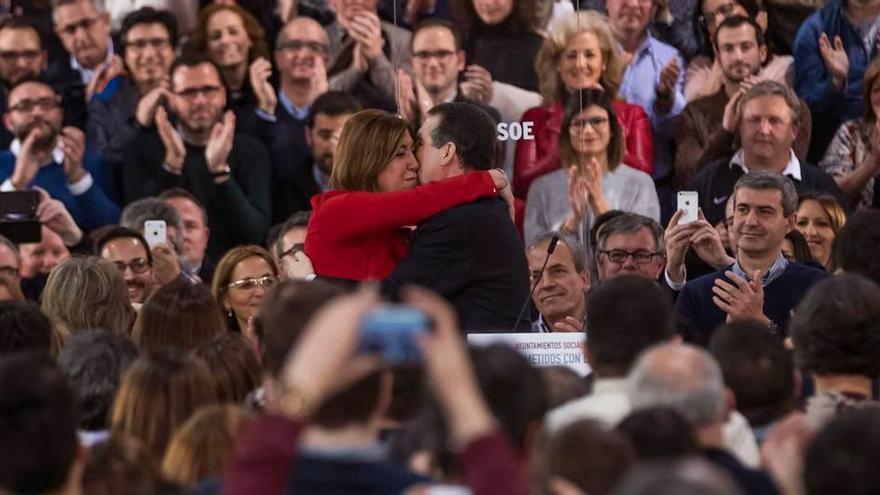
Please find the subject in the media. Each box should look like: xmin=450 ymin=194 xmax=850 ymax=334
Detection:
xmin=381 ymin=102 xmax=531 ymax=332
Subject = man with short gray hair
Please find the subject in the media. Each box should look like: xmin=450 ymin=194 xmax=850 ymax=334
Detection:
xmin=594 ymin=213 xmax=667 ymax=283
xmin=677 ymin=171 xmax=827 ymax=344
xmin=627 ymin=343 xmax=778 ymax=495
xmin=690 ymin=80 xmax=845 ymax=227
xmin=526 ymin=232 xmax=589 ymax=332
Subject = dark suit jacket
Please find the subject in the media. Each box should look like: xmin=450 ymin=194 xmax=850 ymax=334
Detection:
xmin=381 ymin=196 xmax=531 ymax=333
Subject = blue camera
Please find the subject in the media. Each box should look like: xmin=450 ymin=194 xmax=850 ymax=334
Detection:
xmin=357 ymin=306 xmax=431 ymax=363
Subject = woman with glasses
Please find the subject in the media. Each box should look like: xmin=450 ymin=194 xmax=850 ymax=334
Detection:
xmin=514 ymin=11 xmax=654 ymax=200
xmin=685 ymin=0 xmax=791 ymax=101
xmin=212 ymin=245 xmax=278 ymax=334
xmin=524 ymin=89 xmax=659 ymax=246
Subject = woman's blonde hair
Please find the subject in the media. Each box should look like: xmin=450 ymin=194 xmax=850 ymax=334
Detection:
xmin=330 ymin=110 xmax=414 ymax=192
xmin=211 ymin=245 xmax=278 ymax=331
xmin=41 ymin=256 xmax=135 ymax=338
xmin=161 ymin=405 xmax=249 ymax=486
xmin=863 ymin=57 xmax=880 ymax=121
xmin=535 ymin=11 xmax=624 ymax=104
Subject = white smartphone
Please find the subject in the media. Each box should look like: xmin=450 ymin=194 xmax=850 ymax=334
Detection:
xmin=677 ymin=191 xmax=699 ymax=224
xmin=143 ymin=220 xmax=167 ymax=249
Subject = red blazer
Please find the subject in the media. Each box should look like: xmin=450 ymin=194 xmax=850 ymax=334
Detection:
xmin=513 ymin=100 xmax=654 ymax=199
xmin=305 ymin=172 xmax=499 ymax=281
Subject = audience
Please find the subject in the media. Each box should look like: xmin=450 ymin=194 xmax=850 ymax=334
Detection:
xmin=678 ymin=171 xmax=827 ymax=343
xmin=627 ymin=343 xmax=779 ymax=495
xmin=525 ymin=89 xmax=660 ymax=245
xmin=121 ymin=53 xmax=271 ymax=259
xmin=515 ymin=11 xmax=654 ymax=199
xmin=110 ymin=349 xmax=217 ymax=461
xmin=818 ymin=56 xmax=880 ymax=210
xmin=132 ymin=278 xmax=225 ymax=352
xmin=57 ymin=330 xmax=138 ymax=444
xmin=1 ymin=3 xmax=880 ymax=494
xmin=794 ymin=193 xmax=846 ymax=271
xmin=526 ymin=232 xmax=589 ymax=332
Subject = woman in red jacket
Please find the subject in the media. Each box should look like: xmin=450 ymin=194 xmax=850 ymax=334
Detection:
xmin=305 ymin=110 xmax=510 ymax=281
xmin=514 ymin=11 xmax=654 ymax=199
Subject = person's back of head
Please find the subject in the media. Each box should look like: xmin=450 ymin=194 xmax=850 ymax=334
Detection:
xmin=41 ymin=256 xmax=135 ymax=337
xmin=82 ymin=434 xmax=178 ymax=495
xmin=161 ymin=405 xmax=249 ymax=487
xmin=789 ymin=273 xmax=880 ymax=380
xmin=195 ymin=332 xmax=262 ymax=404
xmin=539 ymin=419 xmax=636 ymax=495
xmin=804 ymin=407 xmax=880 ymax=495
xmin=627 ymin=343 xmax=728 ymax=431
xmin=616 ymin=407 xmax=701 ymax=460
xmin=426 ymin=102 xmax=497 ymax=170
xmin=833 ymin=209 xmax=880 ymax=285
xmin=110 ymin=349 xmax=217 ymax=461
xmin=709 ymin=322 xmax=796 ymax=428
xmin=132 ymin=278 xmax=225 ymax=352
xmin=586 ymin=275 xmax=676 ymax=378
xmin=0 ymin=352 xmax=80 ymax=494
xmin=120 ymin=198 xmax=185 ymax=254
xmin=58 ymin=330 xmax=139 ymax=432
xmin=257 ymin=279 xmax=344 ymax=379
xmin=0 ymin=300 xmax=53 ymax=355
xmin=612 ymin=459 xmax=744 ymax=495
xmin=541 ymin=366 xmax=589 ymax=410
xmin=471 ymin=344 xmax=547 ymax=453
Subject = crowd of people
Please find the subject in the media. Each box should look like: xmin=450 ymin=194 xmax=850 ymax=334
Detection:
xmin=1 ymin=0 xmax=880 ymax=493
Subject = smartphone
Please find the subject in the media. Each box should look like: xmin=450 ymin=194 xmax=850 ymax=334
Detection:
xmin=358 ymin=306 xmax=431 ymax=364
xmin=0 ymin=191 xmax=41 ymax=243
xmin=143 ymin=220 xmax=167 ymax=249
xmin=677 ymin=191 xmax=699 ymax=224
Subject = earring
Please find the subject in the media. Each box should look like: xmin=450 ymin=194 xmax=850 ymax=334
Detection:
xmin=226 ymin=308 xmax=234 ymax=318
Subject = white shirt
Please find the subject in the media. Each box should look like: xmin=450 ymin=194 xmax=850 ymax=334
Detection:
xmin=729 ymin=148 xmax=803 ymax=181
xmin=546 ymin=377 xmax=631 ymax=431
xmin=70 ymin=41 xmax=114 ymax=85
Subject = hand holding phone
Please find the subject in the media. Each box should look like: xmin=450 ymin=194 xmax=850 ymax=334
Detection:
xmin=357 ymin=306 xmax=431 ymax=363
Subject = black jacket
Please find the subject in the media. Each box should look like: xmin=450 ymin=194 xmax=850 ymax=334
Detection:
xmin=691 ymin=155 xmax=846 ymax=226
xmin=381 ymin=196 xmax=531 ymax=333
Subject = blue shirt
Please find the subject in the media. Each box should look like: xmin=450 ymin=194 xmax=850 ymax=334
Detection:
xmin=619 ymin=33 xmax=686 ymax=180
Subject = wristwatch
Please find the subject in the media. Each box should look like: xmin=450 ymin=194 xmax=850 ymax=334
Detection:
xmin=210 ymin=164 xmax=231 ymax=178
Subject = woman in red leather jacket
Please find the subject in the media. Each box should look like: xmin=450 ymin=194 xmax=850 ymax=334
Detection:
xmin=514 ymin=11 xmax=654 ymax=199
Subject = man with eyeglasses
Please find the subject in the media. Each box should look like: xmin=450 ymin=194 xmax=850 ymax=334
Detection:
xmin=49 ymin=0 xmax=114 ymax=90
xmin=594 ymin=212 xmax=667 ymax=283
xmin=96 ymin=227 xmax=167 ymax=304
xmin=0 ymin=19 xmax=51 ymax=149
xmin=0 ymin=235 xmax=20 ymax=295
xmin=121 ymin=53 xmax=271 ymax=261
xmin=398 ymin=19 xmax=501 ymax=126
xmin=676 ymin=16 xmax=813 ymax=189
xmin=0 ymin=78 xmax=119 ymax=232
xmin=88 ymin=7 xmax=177 ymax=166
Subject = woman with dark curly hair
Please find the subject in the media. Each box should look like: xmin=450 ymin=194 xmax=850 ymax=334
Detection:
xmin=451 ymin=0 xmax=547 ymax=91
xmin=789 ymin=274 xmax=880 ymax=427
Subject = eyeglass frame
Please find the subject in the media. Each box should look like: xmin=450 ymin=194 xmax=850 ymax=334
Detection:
xmin=56 ymin=16 xmax=102 ymax=37
xmin=699 ymin=2 xmax=738 ymax=27
xmin=173 ymin=85 xmax=224 ymax=101
xmin=7 ymin=95 xmax=62 ymax=114
xmin=412 ymin=49 xmax=457 ymax=62
xmin=226 ymin=274 xmax=278 ymax=291
xmin=276 ymin=39 xmax=328 ymax=54
xmin=569 ymin=116 xmax=610 ymax=131
xmin=124 ymin=37 xmax=172 ymax=52
xmin=0 ymin=49 xmax=43 ymax=62
xmin=112 ymin=258 xmax=152 ymax=275
xmin=596 ymin=249 xmax=664 ymax=265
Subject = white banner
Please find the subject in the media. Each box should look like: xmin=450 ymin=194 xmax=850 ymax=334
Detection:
xmin=467 ymin=333 xmax=591 ymax=376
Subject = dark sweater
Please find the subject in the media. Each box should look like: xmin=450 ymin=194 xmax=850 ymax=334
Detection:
xmin=690 ymin=156 xmax=846 ymax=226
xmin=467 ymin=21 xmax=542 ymax=92
xmin=704 ymin=447 xmax=779 ymax=495
xmin=287 ymin=453 xmax=428 ymax=495
xmin=676 ymin=261 xmax=827 ymax=345
xmin=121 ymin=128 xmax=272 ymax=259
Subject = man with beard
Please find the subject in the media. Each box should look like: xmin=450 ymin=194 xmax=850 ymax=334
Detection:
xmin=96 ymin=227 xmax=160 ymax=305
xmin=0 ymin=19 xmax=49 ymax=149
xmin=689 ymin=80 xmax=845 ymax=227
xmin=0 ymin=78 xmax=119 ymax=232
xmin=676 ymin=15 xmax=813 ymax=188
xmin=121 ymin=53 xmax=271 ymax=260
xmin=677 ymin=171 xmax=827 ymax=344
